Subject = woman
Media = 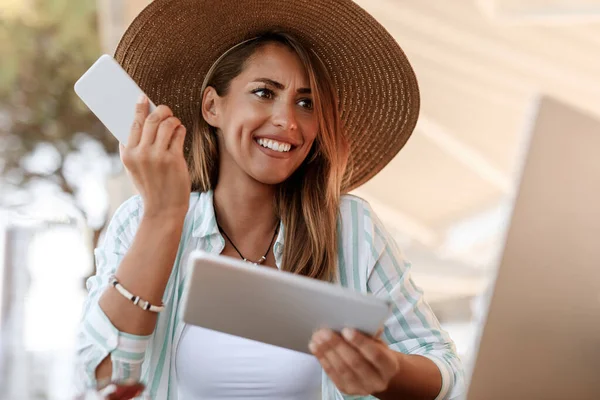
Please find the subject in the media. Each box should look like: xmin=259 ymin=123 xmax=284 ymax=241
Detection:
xmin=77 ymin=1 xmax=463 ymax=399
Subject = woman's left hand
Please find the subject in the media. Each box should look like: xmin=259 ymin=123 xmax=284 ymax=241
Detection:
xmin=309 ymin=328 xmax=401 ymax=396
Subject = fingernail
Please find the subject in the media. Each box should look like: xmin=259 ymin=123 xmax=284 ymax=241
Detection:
xmin=99 ymin=384 xmax=117 ymax=396
xmin=311 ymin=332 xmax=322 ymax=345
xmin=342 ymin=328 xmax=355 ymax=341
xmin=320 ymin=329 xmax=333 ymax=341
xmin=308 ymin=341 xmax=317 ymax=353
xmin=137 ymin=94 xmax=147 ymax=104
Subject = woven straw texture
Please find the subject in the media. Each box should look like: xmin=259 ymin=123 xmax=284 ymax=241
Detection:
xmin=114 ymin=0 xmax=420 ymax=191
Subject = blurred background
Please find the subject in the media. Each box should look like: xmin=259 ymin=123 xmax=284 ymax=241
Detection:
xmin=1 ymin=0 xmax=599 ymax=398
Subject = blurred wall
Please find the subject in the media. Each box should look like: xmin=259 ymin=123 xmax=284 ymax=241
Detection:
xmin=97 ymin=0 xmax=152 ymax=53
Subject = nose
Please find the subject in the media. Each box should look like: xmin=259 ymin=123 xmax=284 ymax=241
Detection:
xmin=271 ymin=101 xmax=298 ymax=132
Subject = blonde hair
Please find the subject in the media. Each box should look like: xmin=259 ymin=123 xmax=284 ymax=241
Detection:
xmin=188 ymin=32 xmax=349 ymax=282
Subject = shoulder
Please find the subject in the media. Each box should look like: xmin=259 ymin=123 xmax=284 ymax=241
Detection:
xmin=338 ymin=194 xmax=397 ymax=260
xmin=337 ymin=195 xmax=412 ymax=290
xmin=339 ymin=193 xmax=374 ymax=218
xmin=107 ymin=194 xmax=144 ymax=231
xmin=336 ymin=194 xmax=405 ymax=289
xmin=338 ymin=194 xmax=380 ymax=234
xmin=113 ymin=194 xmax=144 ymax=219
xmin=98 ymin=195 xmax=143 ymax=248
xmin=338 ymin=194 xmax=388 ymax=255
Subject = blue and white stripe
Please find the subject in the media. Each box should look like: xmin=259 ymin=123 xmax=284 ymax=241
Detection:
xmin=76 ymin=191 xmax=464 ymax=399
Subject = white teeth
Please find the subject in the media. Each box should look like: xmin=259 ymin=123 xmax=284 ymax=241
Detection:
xmin=256 ymin=138 xmax=292 ymax=153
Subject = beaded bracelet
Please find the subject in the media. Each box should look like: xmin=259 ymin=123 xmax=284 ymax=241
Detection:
xmin=109 ymin=275 xmax=165 ymax=313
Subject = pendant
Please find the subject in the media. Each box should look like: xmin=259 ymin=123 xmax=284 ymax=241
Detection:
xmin=243 ymin=255 xmax=266 ymax=265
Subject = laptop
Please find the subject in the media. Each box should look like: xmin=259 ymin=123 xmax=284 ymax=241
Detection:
xmin=462 ymin=96 xmax=600 ymax=399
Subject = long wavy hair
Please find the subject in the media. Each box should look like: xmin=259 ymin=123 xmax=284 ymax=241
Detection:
xmin=188 ymin=32 xmax=350 ymax=282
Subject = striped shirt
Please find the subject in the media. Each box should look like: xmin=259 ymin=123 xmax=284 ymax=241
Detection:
xmin=76 ymin=190 xmax=464 ymax=399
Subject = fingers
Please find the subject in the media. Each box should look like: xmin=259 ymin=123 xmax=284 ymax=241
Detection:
xmin=342 ymin=328 xmax=398 ymax=377
xmin=139 ymin=104 xmax=173 ymax=147
xmin=310 ymin=329 xmax=383 ymax=395
xmin=106 ymin=382 xmax=145 ymax=400
xmin=169 ymin=125 xmax=187 ymax=154
xmin=310 ymin=330 xmax=363 ymax=394
xmin=128 ymin=99 xmax=183 ymax=151
xmin=155 ymin=116 xmax=182 ymax=150
xmin=119 ymin=143 xmax=126 ymax=165
xmin=128 ymin=95 xmax=149 ymax=147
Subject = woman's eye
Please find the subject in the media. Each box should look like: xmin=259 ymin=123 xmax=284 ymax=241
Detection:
xmin=253 ymin=88 xmax=274 ymax=99
xmin=298 ymin=98 xmax=313 ymax=110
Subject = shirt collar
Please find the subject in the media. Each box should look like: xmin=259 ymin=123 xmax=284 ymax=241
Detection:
xmin=191 ymin=190 xmax=285 ymax=258
xmin=191 ymin=190 xmax=220 ymax=239
xmin=274 ymin=221 xmax=285 ymax=257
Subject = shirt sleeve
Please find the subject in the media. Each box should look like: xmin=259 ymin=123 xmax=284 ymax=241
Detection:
xmin=75 ymin=195 xmax=152 ymax=392
xmin=364 ymin=204 xmax=465 ymax=400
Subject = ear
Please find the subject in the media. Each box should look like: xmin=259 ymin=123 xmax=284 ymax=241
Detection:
xmin=201 ymin=86 xmax=221 ymax=128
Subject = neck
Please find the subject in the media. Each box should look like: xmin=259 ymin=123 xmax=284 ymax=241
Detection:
xmin=213 ymin=176 xmax=278 ymax=240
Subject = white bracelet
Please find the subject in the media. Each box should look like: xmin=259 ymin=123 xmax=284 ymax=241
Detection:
xmin=109 ymin=275 xmax=165 ymax=313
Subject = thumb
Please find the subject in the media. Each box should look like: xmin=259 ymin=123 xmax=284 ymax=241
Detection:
xmin=119 ymin=144 xmax=128 ymax=165
xmin=374 ymin=326 xmax=385 ymax=340
xmin=170 ymin=125 xmax=187 ymax=154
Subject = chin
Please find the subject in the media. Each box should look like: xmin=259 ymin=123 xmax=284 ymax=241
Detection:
xmin=250 ymin=167 xmax=296 ymax=186
xmin=254 ymin=174 xmax=293 ymax=186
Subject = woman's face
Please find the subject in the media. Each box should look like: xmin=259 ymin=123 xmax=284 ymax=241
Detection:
xmin=204 ymin=42 xmax=318 ymax=186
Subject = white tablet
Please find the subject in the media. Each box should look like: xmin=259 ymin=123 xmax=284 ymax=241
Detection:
xmin=181 ymin=251 xmax=392 ymax=354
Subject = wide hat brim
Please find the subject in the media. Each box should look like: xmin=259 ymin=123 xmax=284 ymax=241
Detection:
xmin=115 ymin=0 xmax=420 ymax=192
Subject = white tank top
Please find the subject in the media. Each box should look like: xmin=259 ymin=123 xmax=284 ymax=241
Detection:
xmin=175 ymin=325 xmax=323 ymax=399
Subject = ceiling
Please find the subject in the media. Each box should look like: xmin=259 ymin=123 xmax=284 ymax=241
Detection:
xmin=100 ymin=0 xmax=600 ymax=309
xmin=350 ymin=0 xmax=600 ymax=305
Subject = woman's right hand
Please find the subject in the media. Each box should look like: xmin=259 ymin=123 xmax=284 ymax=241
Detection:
xmin=120 ymin=95 xmax=191 ymax=220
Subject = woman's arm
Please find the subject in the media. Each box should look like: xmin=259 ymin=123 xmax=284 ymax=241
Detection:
xmin=98 ymin=214 xmax=184 ymax=335
xmin=374 ymin=352 xmax=444 ymax=399
xmin=94 ymin=212 xmax=185 ymax=381
xmin=316 ymin=197 xmax=464 ymax=399
xmin=77 ymin=97 xmax=191 ymax=389
xmin=366 ymin=208 xmax=464 ymax=399
xmin=76 ymin=195 xmax=187 ymax=390
xmin=310 ymin=326 xmax=450 ymax=400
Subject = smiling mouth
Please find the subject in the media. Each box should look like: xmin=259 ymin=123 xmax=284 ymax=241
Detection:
xmin=255 ymin=138 xmax=295 ymax=153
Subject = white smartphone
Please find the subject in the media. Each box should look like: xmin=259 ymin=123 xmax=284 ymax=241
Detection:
xmin=74 ymin=54 xmax=157 ymax=145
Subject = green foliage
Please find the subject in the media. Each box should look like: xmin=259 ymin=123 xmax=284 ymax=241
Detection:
xmin=0 ymin=0 xmax=118 ymax=197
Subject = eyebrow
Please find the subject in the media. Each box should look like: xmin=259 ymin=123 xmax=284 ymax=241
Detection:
xmin=252 ymin=78 xmax=311 ymax=94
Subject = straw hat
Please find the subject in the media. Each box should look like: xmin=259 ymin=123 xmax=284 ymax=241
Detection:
xmin=114 ymin=0 xmax=420 ymax=191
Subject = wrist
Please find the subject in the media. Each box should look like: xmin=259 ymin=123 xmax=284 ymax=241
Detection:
xmin=373 ymin=349 xmax=406 ymax=398
xmin=386 ymin=348 xmax=406 ymax=386
xmin=394 ymin=350 xmax=407 ymax=376
xmin=141 ymin=210 xmax=187 ymax=227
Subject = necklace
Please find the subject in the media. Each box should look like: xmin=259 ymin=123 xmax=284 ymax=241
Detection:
xmin=216 ymin=220 xmax=279 ymax=265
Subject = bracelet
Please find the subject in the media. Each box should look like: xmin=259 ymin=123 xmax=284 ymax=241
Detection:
xmin=109 ymin=275 xmax=165 ymax=313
